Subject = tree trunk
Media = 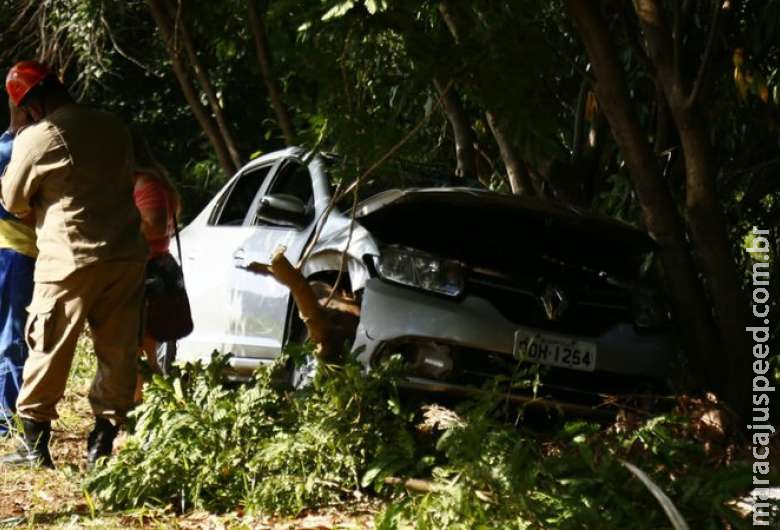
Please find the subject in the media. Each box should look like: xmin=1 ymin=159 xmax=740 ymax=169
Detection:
xmin=148 ymin=0 xmax=237 ymax=178
xmin=247 ymin=0 xmax=296 ymax=146
xmin=486 ymin=111 xmax=534 ymax=195
xmin=632 ymin=0 xmax=751 ymax=418
xmin=568 ymin=0 xmax=721 ymax=389
xmin=162 ymin=0 xmax=241 ymax=169
xmin=437 ymin=0 xmax=533 ymax=195
xmin=433 ymin=77 xmax=477 ymax=180
xmin=653 ymin=78 xmax=673 ymax=154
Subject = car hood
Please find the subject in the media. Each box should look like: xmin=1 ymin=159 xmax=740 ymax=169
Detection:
xmin=355 ymin=187 xmax=654 ymax=280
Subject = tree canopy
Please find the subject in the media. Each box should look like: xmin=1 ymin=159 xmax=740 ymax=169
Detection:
xmin=1 ymin=0 xmax=778 ymax=417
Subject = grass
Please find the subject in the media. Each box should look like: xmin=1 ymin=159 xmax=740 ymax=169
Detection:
xmin=0 ymin=337 xmax=377 ymax=529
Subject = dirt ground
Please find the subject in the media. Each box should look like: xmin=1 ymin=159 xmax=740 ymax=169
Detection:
xmin=0 ymin=336 xmax=376 ymax=529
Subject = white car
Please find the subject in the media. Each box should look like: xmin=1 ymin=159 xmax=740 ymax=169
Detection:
xmin=176 ymin=147 xmax=675 ymax=408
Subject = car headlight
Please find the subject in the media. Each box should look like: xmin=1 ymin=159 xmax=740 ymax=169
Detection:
xmin=373 ymin=246 xmax=465 ymax=297
xmin=632 ymin=287 xmax=670 ymax=329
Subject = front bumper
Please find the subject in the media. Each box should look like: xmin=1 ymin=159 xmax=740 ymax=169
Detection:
xmin=354 ymin=278 xmax=675 ymax=383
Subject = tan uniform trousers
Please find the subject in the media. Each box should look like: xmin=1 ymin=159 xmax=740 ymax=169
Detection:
xmin=16 ymin=261 xmax=145 ymax=423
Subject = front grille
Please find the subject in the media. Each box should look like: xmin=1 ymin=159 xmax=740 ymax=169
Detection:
xmin=378 ymin=341 xmax=668 ymax=406
xmin=467 ymin=269 xmax=632 ymax=337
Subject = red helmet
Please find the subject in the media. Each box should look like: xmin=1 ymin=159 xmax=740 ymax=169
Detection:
xmin=6 ymin=61 xmax=53 ymax=106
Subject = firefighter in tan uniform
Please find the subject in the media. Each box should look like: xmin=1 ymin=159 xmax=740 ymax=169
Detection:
xmin=0 ymin=61 xmax=147 ymax=468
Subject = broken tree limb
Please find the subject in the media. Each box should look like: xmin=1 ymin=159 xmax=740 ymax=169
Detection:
xmin=383 ymin=476 xmax=497 ymax=503
xmin=249 ymin=246 xmax=329 ymax=345
xmin=384 ymin=476 xmax=441 ymax=494
xmin=246 ymin=246 xmax=359 ymax=362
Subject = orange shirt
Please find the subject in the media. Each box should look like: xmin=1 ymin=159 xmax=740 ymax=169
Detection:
xmin=133 ymin=177 xmax=173 ymax=259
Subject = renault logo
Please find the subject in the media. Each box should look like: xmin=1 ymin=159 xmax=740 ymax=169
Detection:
xmin=540 ymin=284 xmax=568 ymax=321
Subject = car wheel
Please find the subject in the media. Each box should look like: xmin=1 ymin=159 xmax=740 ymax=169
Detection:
xmin=290 ymin=353 xmax=318 ymax=389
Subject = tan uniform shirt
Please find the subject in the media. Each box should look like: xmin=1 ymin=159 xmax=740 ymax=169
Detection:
xmin=0 ymin=103 xmax=147 ymax=282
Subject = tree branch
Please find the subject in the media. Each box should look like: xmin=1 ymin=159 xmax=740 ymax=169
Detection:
xmin=247 ymin=0 xmax=297 ymax=145
xmin=148 ymin=0 xmax=236 ymax=177
xmin=632 ymin=0 xmax=682 ymax=102
xmin=686 ymin=0 xmax=721 ymax=108
xmin=163 ymin=0 xmax=241 ymax=169
xmin=621 ymin=5 xmax=654 ymax=73
xmin=100 ymin=13 xmax=159 ymax=78
xmin=247 ymin=247 xmax=356 ymax=361
xmin=433 ymin=77 xmax=477 ymax=180
xmin=672 ymin=0 xmax=682 ymax=82
xmin=572 ymin=76 xmax=589 ymax=161
xmin=437 ymin=1 xmax=461 ymax=43
xmin=569 ymin=0 xmax=720 ymax=388
xmin=486 ymin=110 xmax=535 ymax=195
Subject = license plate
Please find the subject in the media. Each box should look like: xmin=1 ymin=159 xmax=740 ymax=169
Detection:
xmin=513 ymin=330 xmax=597 ymax=372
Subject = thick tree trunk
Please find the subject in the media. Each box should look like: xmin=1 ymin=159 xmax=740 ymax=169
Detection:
xmin=247 ymin=0 xmax=296 ymax=146
xmin=433 ymin=77 xmax=477 ymax=180
xmin=568 ymin=0 xmax=721 ymax=388
xmin=162 ymin=0 xmax=241 ymax=169
xmin=148 ymin=0 xmax=237 ymax=177
xmin=633 ymin=0 xmax=751 ymax=418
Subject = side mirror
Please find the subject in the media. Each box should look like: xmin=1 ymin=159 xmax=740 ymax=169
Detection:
xmin=256 ymin=193 xmax=310 ymax=229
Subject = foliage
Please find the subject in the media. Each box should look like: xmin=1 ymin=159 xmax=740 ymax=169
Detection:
xmin=85 ymin=350 xmax=416 ymax=515
xmin=0 ymin=0 xmax=775 ymax=524
xmin=376 ymin=405 xmax=767 ymax=530
xmin=85 ymin=350 xmax=770 ymax=528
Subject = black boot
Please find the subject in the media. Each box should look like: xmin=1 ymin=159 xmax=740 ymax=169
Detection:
xmin=86 ymin=417 xmax=119 ymax=469
xmin=0 ymin=418 xmax=54 ymax=469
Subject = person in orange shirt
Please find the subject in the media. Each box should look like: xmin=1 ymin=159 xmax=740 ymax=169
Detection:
xmin=130 ymin=129 xmax=181 ymax=401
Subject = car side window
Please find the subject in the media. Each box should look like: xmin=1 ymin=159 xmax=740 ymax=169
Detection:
xmin=211 ymin=164 xmax=273 ymax=226
xmin=267 ymin=160 xmax=313 ymax=207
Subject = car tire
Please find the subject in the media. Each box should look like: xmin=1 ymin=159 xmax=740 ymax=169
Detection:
xmin=290 ymin=353 xmax=318 ymax=389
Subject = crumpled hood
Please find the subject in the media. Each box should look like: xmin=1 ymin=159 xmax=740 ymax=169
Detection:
xmin=355 ymin=187 xmax=654 ymax=279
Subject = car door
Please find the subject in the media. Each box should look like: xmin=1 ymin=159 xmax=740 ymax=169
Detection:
xmin=178 ymin=159 xmax=279 ymax=362
xmin=226 ymin=156 xmax=321 ymax=360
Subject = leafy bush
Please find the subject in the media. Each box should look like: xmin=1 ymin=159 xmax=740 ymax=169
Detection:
xmin=87 ymin=351 xmax=773 ymax=528
xmin=85 ymin=351 xmax=416 ymax=515
xmin=376 ymin=401 xmax=764 ymax=530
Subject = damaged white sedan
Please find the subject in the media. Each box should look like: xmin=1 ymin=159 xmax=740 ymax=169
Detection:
xmin=176 ymin=147 xmax=676 ymax=409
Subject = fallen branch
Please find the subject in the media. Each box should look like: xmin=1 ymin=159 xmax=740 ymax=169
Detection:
xmin=384 ymin=476 xmax=441 ymax=494
xmin=247 ymin=246 xmax=359 ymax=362
xmin=383 ymin=476 xmax=497 ymax=504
